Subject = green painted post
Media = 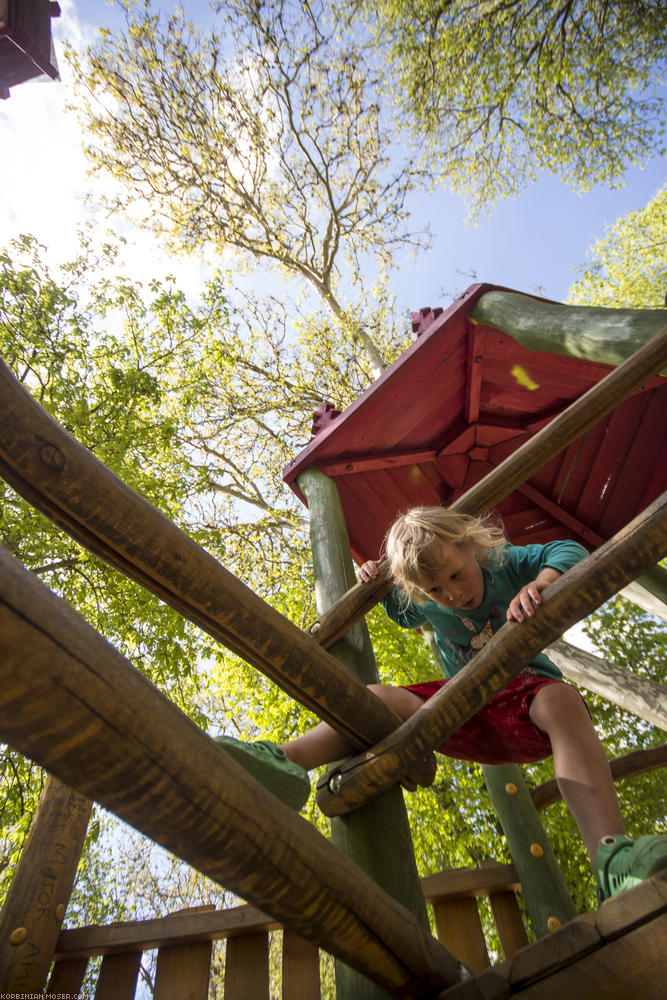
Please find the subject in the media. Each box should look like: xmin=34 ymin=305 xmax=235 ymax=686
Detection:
xmin=482 ymin=764 xmax=577 ymax=936
xmin=420 ymin=624 xmax=576 ymax=937
xmin=297 ymin=467 xmax=431 ymax=1000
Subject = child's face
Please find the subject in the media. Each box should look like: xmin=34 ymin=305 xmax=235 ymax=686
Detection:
xmin=418 ymin=543 xmax=485 ymax=611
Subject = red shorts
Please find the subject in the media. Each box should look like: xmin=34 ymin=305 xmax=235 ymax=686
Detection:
xmin=404 ymin=675 xmax=568 ymax=765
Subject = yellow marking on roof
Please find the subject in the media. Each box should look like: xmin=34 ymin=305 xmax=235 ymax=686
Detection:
xmin=511 ymin=365 xmax=539 ymax=390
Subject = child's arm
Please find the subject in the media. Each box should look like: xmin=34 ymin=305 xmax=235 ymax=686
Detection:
xmin=506 ymin=566 xmax=562 ymax=623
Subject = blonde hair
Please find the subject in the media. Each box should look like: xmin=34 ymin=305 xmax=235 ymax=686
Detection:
xmin=384 ymin=506 xmax=507 ymax=603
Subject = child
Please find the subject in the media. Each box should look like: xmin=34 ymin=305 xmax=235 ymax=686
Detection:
xmin=216 ymin=505 xmax=667 ymax=901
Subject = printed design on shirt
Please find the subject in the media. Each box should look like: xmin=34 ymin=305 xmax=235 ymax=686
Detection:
xmin=454 ymin=604 xmax=537 ymax=676
xmin=454 ymin=603 xmax=502 ymax=652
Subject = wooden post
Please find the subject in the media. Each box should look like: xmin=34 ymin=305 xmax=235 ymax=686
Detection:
xmin=482 ymin=764 xmax=577 ymax=937
xmin=0 ymin=775 xmax=91 ymax=992
xmin=297 ymin=467 xmax=435 ymax=1000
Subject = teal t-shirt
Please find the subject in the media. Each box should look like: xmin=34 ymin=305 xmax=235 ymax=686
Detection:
xmin=382 ymin=540 xmax=588 ymax=680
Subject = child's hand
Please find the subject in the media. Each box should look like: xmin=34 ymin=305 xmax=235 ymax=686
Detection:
xmin=506 ymin=568 xmax=561 ymax=623
xmin=358 ymin=560 xmax=380 ymax=583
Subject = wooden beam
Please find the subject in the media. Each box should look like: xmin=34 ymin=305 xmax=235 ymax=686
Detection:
xmin=307 ymin=324 xmax=667 ymax=648
xmin=515 ymin=482 xmax=605 ymax=548
xmin=421 ymin=864 xmax=520 ymax=903
xmin=55 ymin=904 xmax=280 ymax=960
xmin=545 ymin=638 xmax=667 ymax=730
xmin=315 ymin=491 xmax=667 ymax=816
xmin=0 ymin=358 xmax=421 ymax=753
xmin=317 ymin=449 xmax=438 ymax=477
xmin=0 ymin=546 xmax=462 ymax=998
xmin=530 ymin=744 xmax=667 ymax=812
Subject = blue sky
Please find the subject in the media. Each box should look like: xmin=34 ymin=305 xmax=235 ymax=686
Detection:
xmin=1 ymin=0 xmax=665 ymax=312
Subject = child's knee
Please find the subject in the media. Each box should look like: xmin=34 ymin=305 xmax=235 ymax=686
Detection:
xmin=530 ymin=681 xmax=590 ymax=729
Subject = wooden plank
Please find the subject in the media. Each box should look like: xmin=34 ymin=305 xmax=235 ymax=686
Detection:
xmin=56 ymin=903 xmax=279 ymax=960
xmin=317 ymin=448 xmax=438 ymax=476
xmin=595 ymin=869 xmax=667 ymax=941
xmin=465 ymin=326 xmax=486 ymax=424
xmin=282 ymin=929 xmax=320 ymax=1000
xmin=506 ymin=911 xmax=601 ymax=989
xmin=513 ymin=914 xmax=667 ymax=999
xmin=154 ymin=940 xmax=212 ymax=1000
xmin=224 ymin=933 xmax=269 ymax=999
xmin=0 ymin=775 xmax=92 ymax=992
xmin=315 ymin=491 xmax=667 ymax=815
xmin=306 ymin=324 xmax=667 ymax=648
xmin=599 ymin=388 xmax=667 ymax=536
xmin=487 ymin=891 xmax=529 ymax=959
xmin=435 ymin=965 xmax=512 ymax=1000
xmin=0 ymin=550 xmax=460 ymax=997
xmin=422 ymin=864 xmax=520 ymax=903
xmin=94 ymin=951 xmax=142 ymax=999
xmin=571 ymin=395 xmax=642 ymax=526
xmin=432 ymin=899 xmax=490 ymax=973
xmin=46 ymin=957 xmax=89 ymax=995
xmin=386 ymin=461 xmax=443 ymax=508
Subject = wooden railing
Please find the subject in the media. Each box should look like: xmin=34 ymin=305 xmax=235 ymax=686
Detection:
xmin=48 ymin=863 xmax=526 ymax=998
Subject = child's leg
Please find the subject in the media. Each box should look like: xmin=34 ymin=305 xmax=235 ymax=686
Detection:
xmin=281 ymin=683 xmax=425 ymax=770
xmin=528 ymin=682 xmax=625 ymax=863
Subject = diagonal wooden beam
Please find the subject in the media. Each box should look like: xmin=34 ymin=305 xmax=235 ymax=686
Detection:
xmin=0 ymin=358 xmax=416 ymax=753
xmin=315 ymin=491 xmax=667 ymax=816
xmin=307 ymin=323 xmax=667 ymax=649
xmin=0 ymin=545 xmax=463 ymax=998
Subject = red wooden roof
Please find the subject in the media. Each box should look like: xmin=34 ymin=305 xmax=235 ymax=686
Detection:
xmin=283 ymin=284 xmax=666 ymax=564
xmin=0 ymin=0 xmax=60 ymax=100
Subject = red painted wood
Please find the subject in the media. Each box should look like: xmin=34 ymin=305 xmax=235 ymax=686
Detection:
xmin=283 ymin=284 xmax=667 ymax=564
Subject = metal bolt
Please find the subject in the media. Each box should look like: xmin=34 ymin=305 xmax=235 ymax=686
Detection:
xmin=328 ymin=772 xmax=342 ymax=794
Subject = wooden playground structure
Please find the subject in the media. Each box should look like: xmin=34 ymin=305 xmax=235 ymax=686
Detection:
xmin=1 ymin=288 xmax=666 ymax=997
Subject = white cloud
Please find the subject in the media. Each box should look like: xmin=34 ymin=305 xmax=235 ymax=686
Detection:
xmin=0 ymin=0 xmax=213 ymax=302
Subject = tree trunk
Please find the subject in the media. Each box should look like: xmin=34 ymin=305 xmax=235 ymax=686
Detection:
xmin=546 ymin=638 xmax=667 ymax=730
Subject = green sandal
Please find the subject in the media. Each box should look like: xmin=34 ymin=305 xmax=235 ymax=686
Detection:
xmin=214 ymin=736 xmax=310 ymax=811
xmin=596 ymin=834 xmax=667 ymax=901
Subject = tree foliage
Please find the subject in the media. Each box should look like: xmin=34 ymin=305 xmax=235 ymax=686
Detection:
xmin=568 ymin=182 xmax=667 ymax=307
xmin=364 ymin=0 xmax=667 ymax=209
xmin=67 ymin=0 xmax=427 ymax=376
